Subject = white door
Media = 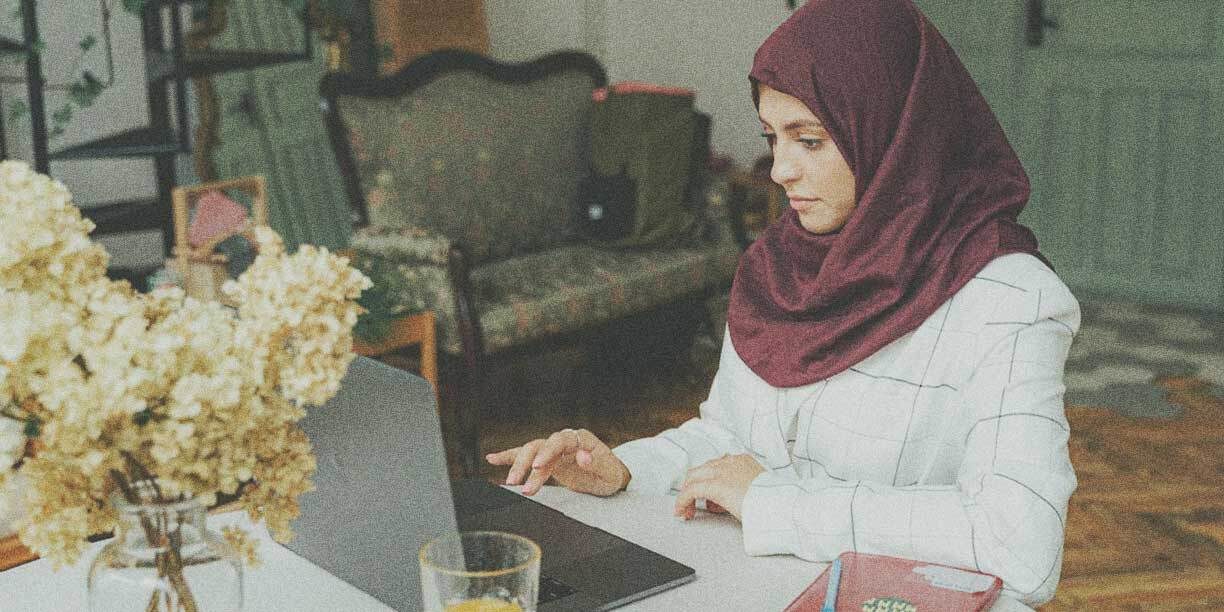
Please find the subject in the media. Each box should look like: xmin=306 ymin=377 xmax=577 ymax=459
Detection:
xmin=919 ymin=0 xmax=1224 ymax=310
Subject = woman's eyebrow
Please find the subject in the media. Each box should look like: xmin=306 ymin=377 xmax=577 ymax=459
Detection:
xmin=782 ymin=119 xmax=824 ymax=131
xmin=759 ymin=118 xmax=825 ymax=131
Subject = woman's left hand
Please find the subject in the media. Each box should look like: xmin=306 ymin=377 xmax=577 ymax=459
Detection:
xmin=674 ymin=454 xmax=765 ymax=521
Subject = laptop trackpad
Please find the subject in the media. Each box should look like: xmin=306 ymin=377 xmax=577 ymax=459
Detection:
xmin=458 ymin=502 xmax=623 ymax=569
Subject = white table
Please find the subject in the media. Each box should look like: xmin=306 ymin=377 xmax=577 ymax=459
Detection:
xmin=0 ymin=487 xmax=1033 ymax=611
xmin=522 ymin=488 xmax=1032 ymax=612
xmin=0 ymin=511 xmax=387 ymax=612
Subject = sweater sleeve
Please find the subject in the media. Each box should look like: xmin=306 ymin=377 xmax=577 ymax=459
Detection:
xmin=613 ymin=359 xmax=751 ymax=495
xmin=740 ymin=286 xmax=1079 ymax=606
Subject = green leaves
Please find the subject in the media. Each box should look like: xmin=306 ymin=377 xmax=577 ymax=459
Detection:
xmin=49 ymin=103 xmax=72 ymax=137
xmin=352 ymin=255 xmax=426 ymax=343
xmin=4 ymin=0 xmax=357 ymax=144
xmin=133 ymin=409 xmax=153 ymax=427
xmin=23 ymin=416 xmax=40 ymax=438
xmin=3 ymin=0 xmax=118 ymax=141
xmin=51 ymin=103 xmax=72 ymax=124
xmin=354 ymin=259 xmax=398 ymax=343
xmin=7 ymin=99 xmax=27 ymax=122
xmin=68 ymin=71 xmax=105 ymax=107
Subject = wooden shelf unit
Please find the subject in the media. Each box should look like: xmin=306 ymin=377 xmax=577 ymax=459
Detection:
xmin=4 ymin=0 xmax=310 ymax=290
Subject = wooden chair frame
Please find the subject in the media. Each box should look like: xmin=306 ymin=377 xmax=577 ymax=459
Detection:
xmin=319 ymin=50 xmax=732 ymax=477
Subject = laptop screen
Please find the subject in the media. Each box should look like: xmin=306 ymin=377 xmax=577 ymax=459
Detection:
xmin=288 ymin=357 xmax=458 ymax=612
xmin=287 ymin=357 xmax=694 ymax=611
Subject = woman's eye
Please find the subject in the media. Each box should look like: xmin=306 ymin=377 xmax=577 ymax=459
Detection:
xmin=759 ymin=132 xmax=777 ymax=147
xmin=799 ymin=138 xmax=824 ymax=149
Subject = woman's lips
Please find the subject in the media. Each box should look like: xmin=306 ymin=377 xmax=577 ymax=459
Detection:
xmin=789 ymin=197 xmax=818 ymax=211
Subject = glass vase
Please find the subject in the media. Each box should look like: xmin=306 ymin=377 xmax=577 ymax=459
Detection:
xmin=88 ymin=494 xmax=243 ymax=612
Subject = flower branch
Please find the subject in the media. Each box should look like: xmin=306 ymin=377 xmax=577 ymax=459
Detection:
xmin=0 ymin=160 xmax=371 ymax=609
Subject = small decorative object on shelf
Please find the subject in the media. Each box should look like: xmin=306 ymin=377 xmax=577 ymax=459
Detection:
xmin=4 ymin=0 xmax=316 ymax=283
xmin=169 ymin=175 xmax=269 ymax=305
xmin=0 ymin=161 xmax=371 ymax=611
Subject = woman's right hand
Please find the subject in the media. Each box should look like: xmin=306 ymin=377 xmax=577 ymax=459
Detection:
xmin=485 ymin=428 xmax=630 ymax=497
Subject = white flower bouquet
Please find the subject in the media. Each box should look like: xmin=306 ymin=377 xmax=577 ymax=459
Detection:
xmin=0 ymin=161 xmax=370 ymax=605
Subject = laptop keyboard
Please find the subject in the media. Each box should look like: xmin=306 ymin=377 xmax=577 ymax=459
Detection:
xmin=539 ymin=574 xmax=576 ymax=605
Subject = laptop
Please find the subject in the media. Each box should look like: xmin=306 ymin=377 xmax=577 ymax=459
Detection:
xmin=287 ymin=357 xmax=695 ymax=611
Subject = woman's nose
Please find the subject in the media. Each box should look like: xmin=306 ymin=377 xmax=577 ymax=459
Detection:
xmin=770 ymin=151 xmax=800 ymax=186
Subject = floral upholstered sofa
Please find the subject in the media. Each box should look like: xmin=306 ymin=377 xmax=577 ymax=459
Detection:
xmin=319 ymin=49 xmax=742 ymax=474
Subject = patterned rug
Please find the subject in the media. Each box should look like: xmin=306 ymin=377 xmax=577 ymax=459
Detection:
xmin=1065 ymin=297 xmax=1224 ymax=419
xmin=1052 ymin=298 xmax=1224 ymax=610
xmin=467 ymin=296 xmax=1224 ymax=610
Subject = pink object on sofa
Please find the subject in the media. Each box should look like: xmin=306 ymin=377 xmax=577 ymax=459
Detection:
xmin=186 ymin=189 xmax=249 ymax=249
xmin=592 ymin=81 xmax=695 ymax=102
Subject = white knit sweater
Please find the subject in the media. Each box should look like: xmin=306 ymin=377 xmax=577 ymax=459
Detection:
xmin=612 ymin=253 xmax=1080 ymax=606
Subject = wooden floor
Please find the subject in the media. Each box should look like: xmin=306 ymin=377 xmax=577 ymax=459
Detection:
xmin=468 ymin=347 xmax=1224 ymax=611
xmin=1051 ymin=376 xmax=1224 ymax=610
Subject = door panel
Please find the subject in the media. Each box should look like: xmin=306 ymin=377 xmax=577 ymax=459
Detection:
xmin=915 ymin=1 xmax=1025 ymax=142
xmin=208 ymin=0 xmax=351 ymax=251
xmin=1022 ymin=0 xmax=1224 ymax=308
xmin=1154 ymin=93 xmax=1214 ymax=277
xmin=1053 ymin=0 xmax=1216 ymax=57
xmin=917 ymin=0 xmax=1224 ymax=310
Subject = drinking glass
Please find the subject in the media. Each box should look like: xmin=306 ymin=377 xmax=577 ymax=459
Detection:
xmin=419 ymin=531 xmax=540 ymax=612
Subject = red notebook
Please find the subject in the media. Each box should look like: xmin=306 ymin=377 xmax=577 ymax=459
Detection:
xmin=784 ymin=552 xmax=1003 ymax=612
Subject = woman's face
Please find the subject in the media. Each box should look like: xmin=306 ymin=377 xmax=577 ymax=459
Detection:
xmin=758 ymin=84 xmax=857 ymax=234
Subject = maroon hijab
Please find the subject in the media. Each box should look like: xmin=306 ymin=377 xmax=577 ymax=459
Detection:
xmin=729 ymin=0 xmax=1045 ymax=387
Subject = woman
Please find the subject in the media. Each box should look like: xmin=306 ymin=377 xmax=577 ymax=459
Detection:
xmin=487 ymin=0 xmax=1078 ymax=605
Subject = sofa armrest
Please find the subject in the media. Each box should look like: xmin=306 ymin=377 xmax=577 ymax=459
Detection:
xmin=350 ymin=225 xmax=453 ymax=266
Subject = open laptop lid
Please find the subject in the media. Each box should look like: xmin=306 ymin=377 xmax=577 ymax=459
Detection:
xmin=288 ymin=357 xmax=457 ymax=612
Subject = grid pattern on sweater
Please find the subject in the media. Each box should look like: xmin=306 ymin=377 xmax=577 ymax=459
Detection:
xmin=612 ymin=253 xmax=1080 ymax=606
